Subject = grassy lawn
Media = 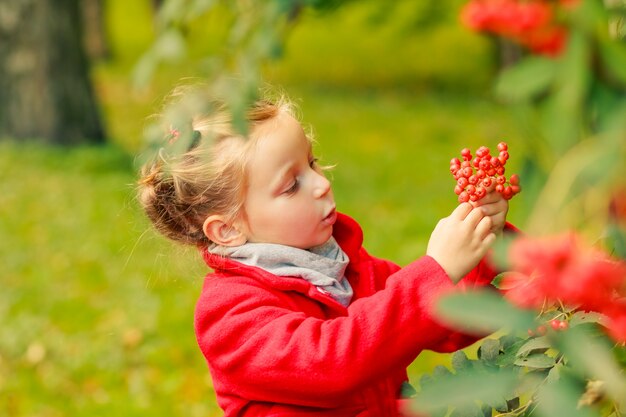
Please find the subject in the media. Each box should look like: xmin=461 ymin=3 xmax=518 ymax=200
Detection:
xmin=1 ymin=1 xmax=529 ymax=415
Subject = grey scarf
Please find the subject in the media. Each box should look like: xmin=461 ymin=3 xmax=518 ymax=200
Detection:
xmin=208 ymin=237 xmax=353 ymax=307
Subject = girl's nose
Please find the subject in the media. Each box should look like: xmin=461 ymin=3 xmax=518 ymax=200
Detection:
xmin=312 ymin=172 xmax=331 ymax=199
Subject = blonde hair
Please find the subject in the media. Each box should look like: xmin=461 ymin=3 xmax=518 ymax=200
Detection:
xmin=138 ymin=88 xmax=297 ymax=247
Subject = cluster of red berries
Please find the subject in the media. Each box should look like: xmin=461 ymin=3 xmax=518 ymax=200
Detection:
xmin=527 ymin=318 xmax=569 ymax=336
xmin=460 ymin=0 xmax=577 ymax=56
xmin=450 ymin=142 xmax=521 ymax=203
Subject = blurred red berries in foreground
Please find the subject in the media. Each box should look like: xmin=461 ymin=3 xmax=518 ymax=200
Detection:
xmin=501 ymin=233 xmax=626 ymax=343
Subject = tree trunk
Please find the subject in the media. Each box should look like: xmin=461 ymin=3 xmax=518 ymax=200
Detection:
xmin=82 ymin=0 xmax=111 ymax=61
xmin=0 ymin=0 xmax=105 ymax=144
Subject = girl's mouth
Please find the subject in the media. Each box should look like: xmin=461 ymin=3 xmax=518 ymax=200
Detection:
xmin=323 ymin=208 xmax=337 ymax=225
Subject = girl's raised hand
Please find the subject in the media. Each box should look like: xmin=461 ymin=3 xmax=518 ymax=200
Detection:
xmin=472 ymin=189 xmax=509 ymax=235
xmin=426 ymin=203 xmax=496 ymax=283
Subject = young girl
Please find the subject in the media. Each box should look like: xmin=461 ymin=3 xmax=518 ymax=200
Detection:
xmin=138 ymin=90 xmax=513 ymax=417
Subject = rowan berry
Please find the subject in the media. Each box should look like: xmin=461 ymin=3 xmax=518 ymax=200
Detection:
xmin=482 ymin=177 xmax=493 ymax=187
xmin=458 ymin=191 xmax=470 ymax=203
xmin=496 ymin=176 xmax=506 ymax=185
xmin=469 ymin=175 xmax=478 ymax=185
xmin=457 ymin=177 xmax=469 ymax=188
xmin=454 ymin=185 xmax=464 ymax=195
xmin=510 ymin=174 xmax=520 ymax=185
xmin=559 ymin=321 xmax=569 ymax=330
xmin=462 ymin=167 xmax=473 ymax=178
xmin=451 ymin=157 xmax=461 ymax=166
xmin=497 ymin=142 xmax=508 ymax=152
xmin=537 ymin=325 xmax=547 ymax=335
xmin=476 ymin=146 xmax=489 ymax=158
xmin=550 ymin=319 xmax=561 ymax=330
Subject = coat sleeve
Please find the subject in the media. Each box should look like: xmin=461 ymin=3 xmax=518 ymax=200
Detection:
xmin=369 ymin=257 xmax=496 ymax=355
xmin=195 ymin=255 xmax=458 ymax=407
xmin=370 ymin=221 xmax=520 ymax=354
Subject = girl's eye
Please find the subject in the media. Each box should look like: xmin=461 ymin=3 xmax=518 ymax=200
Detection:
xmin=309 ymin=158 xmax=318 ymax=168
xmin=284 ymin=179 xmax=299 ymax=195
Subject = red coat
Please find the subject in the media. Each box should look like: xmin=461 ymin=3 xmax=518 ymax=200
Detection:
xmin=195 ymin=213 xmax=503 ymax=416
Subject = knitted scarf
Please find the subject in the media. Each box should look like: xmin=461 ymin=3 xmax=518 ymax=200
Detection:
xmin=208 ymin=237 xmax=353 ymax=307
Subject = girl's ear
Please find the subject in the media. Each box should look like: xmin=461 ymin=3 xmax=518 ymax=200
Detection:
xmin=203 ymin=215 xmax=247 ymax=247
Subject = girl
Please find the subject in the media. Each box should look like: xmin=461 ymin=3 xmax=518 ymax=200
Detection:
xmin=138 ymin=90 xmax=513 ymax=417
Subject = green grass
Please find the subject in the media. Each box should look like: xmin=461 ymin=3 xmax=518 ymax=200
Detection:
xmin=1 ymin=0 xmax=530 ymax=415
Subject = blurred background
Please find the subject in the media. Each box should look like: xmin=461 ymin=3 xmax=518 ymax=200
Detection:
xmin=1 ymin=0 xmax=532 ymax=415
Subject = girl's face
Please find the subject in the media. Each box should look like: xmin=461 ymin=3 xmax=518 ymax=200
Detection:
xmin=234 ymin=112 xmax=336 ymax=249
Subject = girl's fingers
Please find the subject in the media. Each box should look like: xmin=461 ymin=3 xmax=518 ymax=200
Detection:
xmin=465 ymin=206 xmax=485 ymax=227
xmin=477 ymin=203 xmax=501 ymax=217
xmin=451 ymin=202 xmax=474 ymax=220
xmin=476 ymin=215 xmax=493 ymax=239
xmin=483 ymin=232 xmax=497 ymax=248
xmin=474 ymin=190 xmax=500 ymax=206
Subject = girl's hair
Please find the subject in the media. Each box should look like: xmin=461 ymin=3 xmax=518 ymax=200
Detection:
xmin=138 ymin=88 xmax=297 ymax=247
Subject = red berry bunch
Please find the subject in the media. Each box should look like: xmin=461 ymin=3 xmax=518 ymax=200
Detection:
xmin=449 ymin=142 xmax=521 ymax=203
xmin=527 ymin=318 xmax=569 ymax=336
xmin=460 ymin=0 xmax=575 ymax=56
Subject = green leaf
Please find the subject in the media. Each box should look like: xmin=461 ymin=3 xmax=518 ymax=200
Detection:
xmin=558 ymin=327 xmax=626 ymax=405
xmin=514 ymin=353 xmax=556 ymax=369
xmin=603 ymin=223 xmax=626 ymax=261
xmin=478 ymin=338 xmax=500 ymax=364
xmin=546 ymin=363 xmax=562 ymax=384
xmin=490 ymin=234 xmax=517 ymax=277
xmin=496 ymin=338 xmax=528 ymax=367
xmin=451 ymin=350 xmax=473 ymax=373
xmin=499 ymin=333 xmax=522 ymax=351
xmin=540 ymin=29 xmax=591 ymax=154
xmin=432 ymin=364 xmax=453 ymax=379
xmin=569 ymin=311 xmax=608 ymax=328
xmin=598 ymin=36 xmax=626 ymax=85
xmin=489 ymin=396 xmax=508 ymax=413
xmin=450 ymin=402 xmax=483 ymax=417
xmin=411 ymin=368 xmax=519 ymax=415
xmin=436 ymin=290 xmax=536 ymax=334
xmin=400 ymin=381 xmax=418 ymax=399
xmin=506 ymin=397 xmax=520 ymax=412
xmin=535 ymin=374 xmax=601 ymax=417
xmin=516 ymin=336 xmax=551 ymax=358
xmin=495 ymin=57 xmax=557 ymax=102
